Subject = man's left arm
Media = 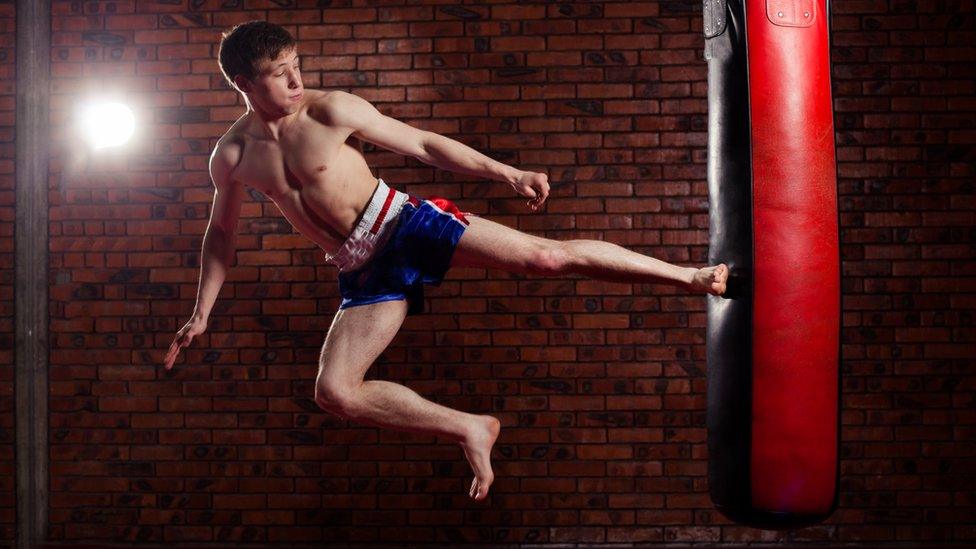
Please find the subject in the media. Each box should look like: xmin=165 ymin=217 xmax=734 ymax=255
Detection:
xmin=313 ymin=91 xmax=550 ymax=210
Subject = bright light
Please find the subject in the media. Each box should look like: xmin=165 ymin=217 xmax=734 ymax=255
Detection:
xmin=80 ymin=102 xmax=135 ymax=149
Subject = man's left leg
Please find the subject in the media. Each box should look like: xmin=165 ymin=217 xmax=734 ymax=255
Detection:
xmin=451 ymin=216 xmax=729 ymax=295
xmin=315 ymin=299 xmax=501 ymax=500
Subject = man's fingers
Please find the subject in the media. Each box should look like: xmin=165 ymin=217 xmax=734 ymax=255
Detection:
xmin=163 ymin=343 xmax=177 ymax=362
xmin=163 ymin=351 xmax=175 ymax=370
xmin=529 ymin=189 xmax=547 ymax=209
xmin=163 ymin=340 xmax=181 ymax=369
xmin=164 ymin=341 xmax=188 ymax=369
xmin=533 ymin=181 xmax=548 ymax=201
xmin=519 ymin=174 xmax=549 ymax=211
xmin=162 ymin=332 xmax=192 ymax=369
xmin=527 ymin=193 xmax=546 ymax=209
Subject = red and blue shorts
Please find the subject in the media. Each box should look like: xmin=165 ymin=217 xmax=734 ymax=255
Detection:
xmin=326 ymin=179 xmax=472 ymax=316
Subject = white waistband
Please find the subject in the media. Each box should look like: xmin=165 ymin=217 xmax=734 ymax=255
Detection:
xmin=325 ymin=178 xmax=408 ymax=272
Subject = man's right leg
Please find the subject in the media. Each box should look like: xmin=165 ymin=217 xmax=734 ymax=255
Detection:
xmin=314 ymin=298 xmax=500 ymax=500
xmin=451 ymin=216 xmax=729 ymax=295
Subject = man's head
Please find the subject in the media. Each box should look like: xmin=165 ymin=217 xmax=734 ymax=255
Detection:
xmin=218 ymin=21 xmax=303 ymax=114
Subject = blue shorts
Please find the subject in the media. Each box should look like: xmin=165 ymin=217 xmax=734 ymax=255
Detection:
xmin=329 ymin=180 xmax=471 ymax=316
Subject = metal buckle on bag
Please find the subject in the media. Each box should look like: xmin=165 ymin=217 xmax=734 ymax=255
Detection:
xmin=703 ymin=0 xmax=728 ymax=39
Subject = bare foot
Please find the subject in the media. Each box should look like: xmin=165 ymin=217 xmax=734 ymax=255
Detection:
xmin=690 ymin=263 xmax=729 ymax=296
xmin=459 ymin=414 xmax=500 ymax=501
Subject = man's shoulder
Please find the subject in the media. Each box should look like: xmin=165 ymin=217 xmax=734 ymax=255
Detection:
xmin=307 ymin=88 xmax=349 ymax=108
xmin=306 ymin=89 xmax=367 ymax=125
xmin=212 ymin=131 xmax=244 ymax=162
xmin=209 ymin=129 xmax=246 ymax=186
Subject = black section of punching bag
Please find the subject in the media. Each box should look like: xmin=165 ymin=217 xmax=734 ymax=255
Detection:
xmin=703 ymin=0 xmax=754 ymax=521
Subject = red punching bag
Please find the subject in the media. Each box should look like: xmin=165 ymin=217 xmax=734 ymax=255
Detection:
xmin=704 ymin=0 xmax=840 ymax=529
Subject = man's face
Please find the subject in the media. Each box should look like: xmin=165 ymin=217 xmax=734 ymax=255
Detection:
xmin=237 ymin=47 xmax=304 ymax=115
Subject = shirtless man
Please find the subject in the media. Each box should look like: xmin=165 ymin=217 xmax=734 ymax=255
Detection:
xmin=162 ymin=21 xmax=729 ymax=501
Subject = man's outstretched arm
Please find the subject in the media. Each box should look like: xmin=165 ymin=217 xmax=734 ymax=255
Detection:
xmin=312 ymin=91 xmax=550 ymax=210
xmin=163 ymin=141 xmax=244 ymax=370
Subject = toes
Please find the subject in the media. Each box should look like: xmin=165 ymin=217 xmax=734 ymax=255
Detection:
xmin=468 ymin=477 xmax=493 ymax=500
xmin=470 ymin=477 xmax=485 ymax=500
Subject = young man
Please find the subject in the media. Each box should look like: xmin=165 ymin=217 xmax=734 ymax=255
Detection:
xmin=163 ymin=21 xmax=729 ymax=501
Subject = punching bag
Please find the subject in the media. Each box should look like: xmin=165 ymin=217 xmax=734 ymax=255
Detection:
xmin=703 ymin=0 xmax=840 ymax=529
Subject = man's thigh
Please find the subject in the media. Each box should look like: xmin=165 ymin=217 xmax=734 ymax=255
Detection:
xmin=317 ymin=298 xmax=409 ymax=389
xmin=450 ymin=215 xmax=551 ymax=273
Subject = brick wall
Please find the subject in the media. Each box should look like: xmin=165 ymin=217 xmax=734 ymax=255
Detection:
xmin=0 ymin=0 xmax=14 ymax=544
xmin=829 ymin=0 xmax=976 ymax=542
xmin=37 ymin=0 xmax=975 ymax=545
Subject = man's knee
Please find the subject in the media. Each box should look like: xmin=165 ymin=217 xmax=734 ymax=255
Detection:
xmin=527 ymin=241 xmax=572 ymax=276
xmin=314 ymin=377 xmax=360 ymax=416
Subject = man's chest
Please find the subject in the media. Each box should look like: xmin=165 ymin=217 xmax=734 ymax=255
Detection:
xmin=234 ymin=128 xmax=349 ymax=196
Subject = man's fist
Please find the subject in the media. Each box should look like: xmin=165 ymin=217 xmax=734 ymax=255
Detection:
xmin=513 ymin=171 xmax=549 ymax=211
xmin=163 ymin=316 xmax=207 ymax=370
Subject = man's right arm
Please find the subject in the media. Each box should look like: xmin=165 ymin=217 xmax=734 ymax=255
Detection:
xmin=163 ymin=141 xmax=243 ymax=370
xmin=191 ymin=141 xmax=244 ymax=322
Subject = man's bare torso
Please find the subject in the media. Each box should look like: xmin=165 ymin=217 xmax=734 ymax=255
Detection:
xmin=217 ymin=89 xmax=378 ymax=254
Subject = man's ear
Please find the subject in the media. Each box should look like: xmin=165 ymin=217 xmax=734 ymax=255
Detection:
xmin=233 ymin=74 xmax=252 ymax=93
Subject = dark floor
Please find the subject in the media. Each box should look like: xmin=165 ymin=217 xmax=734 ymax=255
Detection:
xmin=31 ymin=542 xmax=976 ymax=549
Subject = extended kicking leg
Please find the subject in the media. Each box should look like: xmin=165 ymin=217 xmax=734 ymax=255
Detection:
xmin=314 ymin=299 xmax=500 ymax=500
xmin=452 ymin=216 xmax=729 ymax=296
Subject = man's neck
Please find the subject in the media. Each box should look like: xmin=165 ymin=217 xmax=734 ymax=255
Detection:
xmin=243 ymin=99 xmax=294 ymax=140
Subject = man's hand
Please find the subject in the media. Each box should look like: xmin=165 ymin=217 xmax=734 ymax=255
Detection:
xmin=513 ymin=171 xmax=549 ymax=211
xmin=163 ymin=316 xmax=207 ymax=370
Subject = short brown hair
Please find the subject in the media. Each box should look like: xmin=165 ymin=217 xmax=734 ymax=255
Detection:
xmin=218 ymin=21 xmax=296 ymax=89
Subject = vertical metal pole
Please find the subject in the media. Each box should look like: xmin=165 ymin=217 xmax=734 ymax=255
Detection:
xmin=15 ymin=0 xmax=50 ymax=547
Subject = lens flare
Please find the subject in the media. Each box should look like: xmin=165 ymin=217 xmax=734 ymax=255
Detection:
xmin=80 ymin=102 xmax=135 ymax=149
